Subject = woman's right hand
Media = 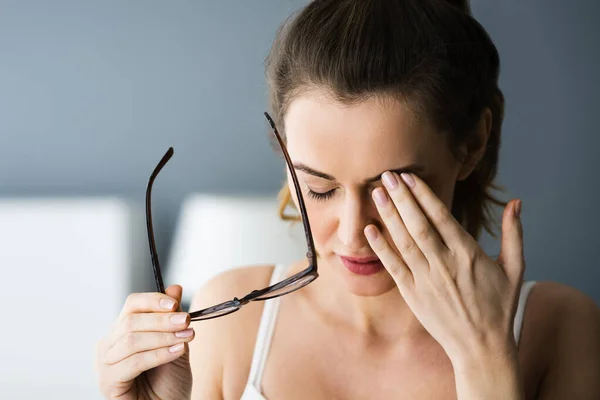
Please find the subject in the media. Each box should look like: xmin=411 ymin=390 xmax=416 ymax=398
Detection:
xmin=95 ymin=285 xmax=195 ymax=400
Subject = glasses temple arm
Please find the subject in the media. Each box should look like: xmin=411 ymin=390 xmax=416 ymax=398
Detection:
xmin=145 ymin=147 xmax=174 ymax=294
xmin=264 ymin=112 xmax=316 ymax=264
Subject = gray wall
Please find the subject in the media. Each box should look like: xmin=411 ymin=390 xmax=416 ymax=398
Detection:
xmin=1 ymin=1 xmax=598 ymax=303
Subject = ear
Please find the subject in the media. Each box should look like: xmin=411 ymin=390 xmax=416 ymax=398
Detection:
xmin=456 ymin=108 xmax=493 ymax=181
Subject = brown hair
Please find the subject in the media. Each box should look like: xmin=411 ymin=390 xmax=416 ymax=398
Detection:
xmin=266 ymin=0 xmax=506 ymax=240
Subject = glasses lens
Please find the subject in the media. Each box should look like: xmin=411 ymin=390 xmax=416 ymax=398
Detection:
xmin=253 ymin=274 xmax=316 ymax=301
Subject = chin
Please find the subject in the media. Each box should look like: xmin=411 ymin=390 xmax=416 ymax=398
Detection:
xmin=327 ymin=255 xmax=398 ymax=297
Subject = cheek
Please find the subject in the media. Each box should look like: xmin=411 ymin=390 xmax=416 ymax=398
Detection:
xmin=310 ymin=210 xmax=337 ymax=251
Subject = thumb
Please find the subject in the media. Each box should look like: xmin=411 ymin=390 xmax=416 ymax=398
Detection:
xmin=165 ymin=284 xmax=184 ymax=312
xmin=497 ymin=199 xmax=525 ymax=286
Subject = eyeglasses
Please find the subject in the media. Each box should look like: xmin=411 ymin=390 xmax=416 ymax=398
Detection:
xmin=145 ymin=112 xmax=319 ymax=321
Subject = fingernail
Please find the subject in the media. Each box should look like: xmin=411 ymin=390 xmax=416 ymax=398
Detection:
xmin=400 ymin=173 xmax=415 ymax=188
xmin=514 ymin=200 xmax=522 ymax=218
xmin=170 ymin=314 xmax=187 ymax=325
xmin=373 ymin=188 xmax=388 ymax=206
xmin=160 ymin=298 xmax=176 ymax=310
xmin=365 ymin=225 xmax=378 ymax=241
xmin=175 ymin=328 xmax=194 ymax=338
xmin=382 ymin=171 xmax=398 ymax=189
xmin=169 ymin=343 xmax=184 ymax=353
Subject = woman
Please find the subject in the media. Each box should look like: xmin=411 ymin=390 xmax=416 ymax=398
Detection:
xmin=95 ymin=0 xmax=600 ymax=398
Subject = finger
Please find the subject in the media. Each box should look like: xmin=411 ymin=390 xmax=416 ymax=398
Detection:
xmin=371 ymin=187 xmax=427 ymax=271
xmin=107 ymin=342 xmax=188 ymax=383
xmin=118 ymin=289 xmax=180 ymax=319
xmin=397 ymin=172 xmax=474 ymax=250
xmin=382 ymin=171 xmax=447 ymax=258
xmin=364 ymin=224 xmax=414 ymax=290
xmin=105 ymin=328 xmax=195 ymax=365
xmin=106 ymin=311 xmax=191 ymax=350
xmin=498 ymin=199 xmax=525 ymax=286
xmin=165 ymin=285 xmax=183 ymax=312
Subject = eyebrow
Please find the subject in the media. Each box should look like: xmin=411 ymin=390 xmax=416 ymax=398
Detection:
xmin=293 ymin=163 xmax=426 ymax=184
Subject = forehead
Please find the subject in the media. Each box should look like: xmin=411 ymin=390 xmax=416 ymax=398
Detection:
xmin=283 ymin=91 xmax=446 ymax=180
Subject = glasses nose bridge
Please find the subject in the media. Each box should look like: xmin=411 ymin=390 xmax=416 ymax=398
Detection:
xmin=233 ymin=296 xmax=248 ymax=306
xmin=238 ymin=288 xmax=262 ymax=305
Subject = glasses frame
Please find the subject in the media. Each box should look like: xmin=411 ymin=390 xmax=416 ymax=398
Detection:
xmin=145 ymin=112 xmax=318 ymax=321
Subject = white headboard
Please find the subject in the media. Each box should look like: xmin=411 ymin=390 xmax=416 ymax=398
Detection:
xmin=0 ymin=197 xmax=149 ymax=399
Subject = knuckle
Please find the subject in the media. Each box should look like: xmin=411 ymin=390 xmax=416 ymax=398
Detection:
xmin=372 ymin=239 xmax=387 ymax=252
xmin=379 ymin=205 xmax=393 ymax=218
xmin=129 ymin=354 xmax=143 ymax=373
xmin=123 ymin=314 xmax=137 ymax=332
xmin=162 ymin=332 xmax=175 ymax=347
xmin=416 ymin=226 xmax=431 ymax=241
xmin=388 ymin=260 xmax=411 ymax=284
xmin=130 ymin=350 xmax=155 ymax=373
xmin=434 ymin=261 xmax=455 ymax=282
xmin=388 ymin=260 xmax=404 ymax=275
xmin=432 ymin=206 xmax=451 ymax=226
xmin=148 ymin=348 xmax=164 ymax=366
xmin=157 ymin=312 xmax=171 ymax=328
xmin=392 ymin=192 xmax=407 ymax=206
xmin=125 ymin=293 xmax=138 ymax=308
xmin=459 ymin=246 xmax=478 ymax=266
xmin=125 ymin=332 xmax=138 ymax=349
xmin=400 ymin=238 xmax=416 ymax=253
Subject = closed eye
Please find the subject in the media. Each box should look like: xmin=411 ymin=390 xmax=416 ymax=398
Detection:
xmin=307 ymin=188 xmax=336 ymax=201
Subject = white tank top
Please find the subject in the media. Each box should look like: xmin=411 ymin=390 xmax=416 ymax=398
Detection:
xmin=241 ymin=264 xmax=537 ymax=400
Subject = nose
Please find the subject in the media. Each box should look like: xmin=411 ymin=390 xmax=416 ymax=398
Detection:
xmin=337 ymin=192 xmax=378 ymax=251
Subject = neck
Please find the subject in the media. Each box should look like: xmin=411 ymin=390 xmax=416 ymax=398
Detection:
xmin=298 ymin=257 xmax=429 ymax=342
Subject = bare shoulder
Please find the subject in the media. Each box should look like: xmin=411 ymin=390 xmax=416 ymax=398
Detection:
xmin=188 ymin=265 xmax=276 ymax=399
xmin=526 ymin=281 xmax=600 ymax=339
xmin=521 ymin=281 xmax=600 ymax=399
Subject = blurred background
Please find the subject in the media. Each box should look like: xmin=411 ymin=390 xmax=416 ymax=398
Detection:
xmin=0 ymin=0 xmax=598 ymax=398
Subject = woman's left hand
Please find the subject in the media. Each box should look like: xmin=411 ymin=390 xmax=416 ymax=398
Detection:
xmin=365 ymin=171 xmax=525 ymax=370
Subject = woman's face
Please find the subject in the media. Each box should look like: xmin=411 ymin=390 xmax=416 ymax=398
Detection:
xmin=284 ymin=90 xmax=467 ymax=297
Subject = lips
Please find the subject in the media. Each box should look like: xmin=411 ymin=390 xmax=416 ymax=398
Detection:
xmin=339 ymin=255 xmax=384 ymax=276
